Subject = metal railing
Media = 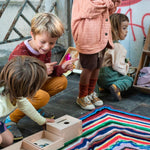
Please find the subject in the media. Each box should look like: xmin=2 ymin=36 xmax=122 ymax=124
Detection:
xmin=0 ymin=0 xmax=56 ymax=44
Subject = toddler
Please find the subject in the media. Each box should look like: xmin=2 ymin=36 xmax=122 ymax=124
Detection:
xmin=96 ymin=13 xmax=133 ymax=101
xmin=71 ymin=0 xmax=122 ymax=110
xmin=0 ymin=56 xmax=54 ymax=148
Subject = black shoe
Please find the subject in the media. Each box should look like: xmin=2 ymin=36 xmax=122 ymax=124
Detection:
xmin=5 ymin=122 xmax=23 ymax=141
xmin=109 ymin=84 xmax=122 ymax=101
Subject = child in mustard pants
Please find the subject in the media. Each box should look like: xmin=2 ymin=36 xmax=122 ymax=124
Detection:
xmin=5 ymin=12 xmax=76 ymax=140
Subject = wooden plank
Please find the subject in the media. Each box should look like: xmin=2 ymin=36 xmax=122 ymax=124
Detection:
xmin=143 ymin=26 xmax=150 ymax=50
xmin=133 ymin=25 xmax=150 ymax=93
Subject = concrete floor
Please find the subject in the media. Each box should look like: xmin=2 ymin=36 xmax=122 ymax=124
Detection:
xmin=16 ymin=73 xmax=150 ymax=139
xmin=1 ymin=73 xmax=150 ymax=143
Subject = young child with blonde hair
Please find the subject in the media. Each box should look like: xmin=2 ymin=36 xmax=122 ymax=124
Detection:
xmin=5 ymin=12 xmax=77 ymax=140
xmin=71 ymin=0 xmax=122 ymax=110
xmin=0 ymin=56 xmax=54 ymax=148
xmin=96 ymin=13 xmax=133 ymax=101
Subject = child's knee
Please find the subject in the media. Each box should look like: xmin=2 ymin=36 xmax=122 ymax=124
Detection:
xmin=32 ymin=90 xmax=50 ymax=107
xmin=40 ymin=92 xmax=50 ymax=106
xmin=61 ymin=76 xmax=68 ymax=90
xmin=0 ymin=130 xmax=13 ymax=147
xmin=6 ymin=135 xmax=13 ymax=146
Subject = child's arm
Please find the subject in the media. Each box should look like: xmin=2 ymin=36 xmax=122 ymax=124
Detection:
xmin=45 ymin=62 xmax=57 ymax=75
xmin=72 ymin=0 xmax=115 ymax=23
xmin=16 ymin=98 xmax=54 ymax=125
xmin=48 ymin=59 xmax=78 ymax=76
xmin=109 ymin=0 xmax=122 ymax=15
xmin=111 ymin=43 xmax=129 ymax=75
xmin=61 ymin=58 xmax=78 ymax=72
xmin=125 ymin=58 xmax=132 ymax=66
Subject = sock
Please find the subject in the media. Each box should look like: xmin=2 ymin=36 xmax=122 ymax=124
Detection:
xmin=79 ymin=83 xmax=89 ymax=98
xmin=88 ymin=78 xmax=98 ymax=95
xmin=37 ymin=109 xmax=45 ymax=117
xmin=5 ymin=116 xmax=12 ymax=124
xmin=5 ymin=116 xmax=14 ymax=129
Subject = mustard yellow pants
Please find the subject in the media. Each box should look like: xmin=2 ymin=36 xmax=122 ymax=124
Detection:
xmin=10 ymin=75 xmax=67 ymax=123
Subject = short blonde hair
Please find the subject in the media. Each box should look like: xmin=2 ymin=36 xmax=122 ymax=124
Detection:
xmin=0 ymin=56 xmax=48 ymax=106
xmin=110 ymin=13 xmax=129 ymax=41
xmin=31 ymin=12 xmax=64 ymax=38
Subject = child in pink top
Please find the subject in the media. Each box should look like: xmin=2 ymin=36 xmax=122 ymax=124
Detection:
xmin=71 ymin=0 xmax=122 ymax=110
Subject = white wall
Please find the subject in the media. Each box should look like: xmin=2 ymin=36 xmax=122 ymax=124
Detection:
xmin=1 ymin=0 xmax=149 ymax=67
xmin=117 ymin=0 xmax=150 ymax=67
xmin=0 ymin=1 xmax=45 ymax=65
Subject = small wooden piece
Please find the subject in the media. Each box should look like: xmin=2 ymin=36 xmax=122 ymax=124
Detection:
xmin=46 ymin=115 xmax=82 ymax=143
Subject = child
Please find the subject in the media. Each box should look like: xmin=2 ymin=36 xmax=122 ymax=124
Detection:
xmin=71 ymin=0 xmax=122 ymax=110
xmin=5 ymin=12 xmax=77 ymax=140
xmin=0 ymin=56 xmax=54 ymax=148
xmin=96 ymin=13 xmax=133 ymax=101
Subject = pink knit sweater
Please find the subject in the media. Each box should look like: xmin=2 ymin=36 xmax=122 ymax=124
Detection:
xmin=71 ymin=0 xmax=122 ymax=54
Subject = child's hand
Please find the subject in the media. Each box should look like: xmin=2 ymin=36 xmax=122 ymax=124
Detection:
xmin=128 ymin=61 xmax=132 ymax=67
xmin=42 ymin=118 xmax=55 ymax=130
xmin=125 ymin=58 xmax=132 ymax=66
xmin=61 ymin=58 xmax=78 ymax=72
xmin=45 ymin=62 xmax=57 ymax=75
xmin=46 ymin=118 xmax=55 ymax=123
xmin=112 ymin=0 xmax=120 ymax=7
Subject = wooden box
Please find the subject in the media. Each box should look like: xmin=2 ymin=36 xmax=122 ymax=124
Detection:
xmin=59 ymin=47 xmax=82 ymax=76
xmin=23 ymin=130 xmax=64 ymax=150
xmin=2 ymin=131 xmax=64 ymax=150
xmin=2 ymin=141 xmax=39 ymax=150
xmin=46 ymin=115 xmax=82 ymax=143
xmin=2 ymin=115 xmax=82 ymax=150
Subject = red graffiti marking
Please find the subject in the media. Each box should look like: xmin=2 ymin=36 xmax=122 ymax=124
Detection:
xmin=117 ymin=8 xmax=150 ymax=41
xmin=120 ymin=0 xmax=142 ymax=7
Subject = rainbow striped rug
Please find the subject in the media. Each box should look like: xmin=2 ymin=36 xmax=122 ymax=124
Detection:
xmin=60 ymin=105 xmax=150 ymax=150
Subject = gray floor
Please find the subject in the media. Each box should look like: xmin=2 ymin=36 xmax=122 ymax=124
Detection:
xmin=2 ymin=73 xmax=150 ymax=140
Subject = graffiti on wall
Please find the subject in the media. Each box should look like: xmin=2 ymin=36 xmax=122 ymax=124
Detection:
xmin=116 ymin=0 xmax=150 ymax=66
xmin=120 ymin=0 xmax=142 ymax=7
xmin=117 ymin=0 xmax=149 ymax=41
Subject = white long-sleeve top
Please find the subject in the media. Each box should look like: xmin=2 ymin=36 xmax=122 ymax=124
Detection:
xmin=0 ymin=87 xmax=46 ymax=125
xmin=102 ymin=42 xmax=129 ymax=75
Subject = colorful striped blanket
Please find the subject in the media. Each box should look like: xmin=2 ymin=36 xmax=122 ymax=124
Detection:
xmin=60 ymin=105 xmax=150 ymax=150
